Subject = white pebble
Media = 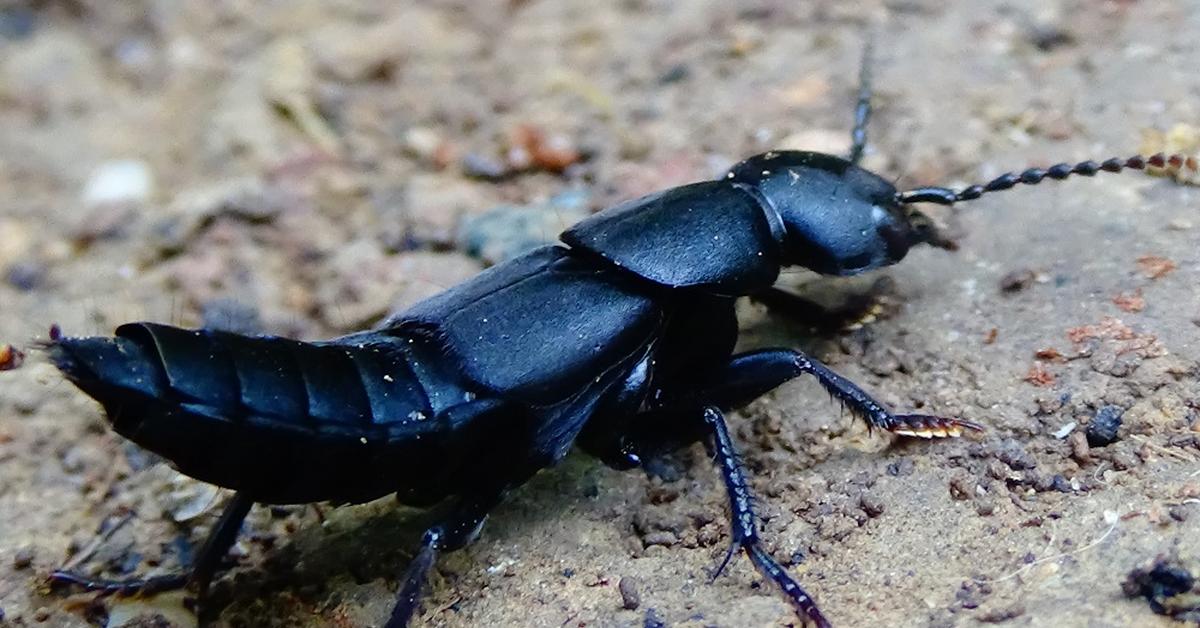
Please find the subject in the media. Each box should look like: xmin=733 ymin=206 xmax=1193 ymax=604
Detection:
xmin=82 ymin=159 xmax=154 ymax=207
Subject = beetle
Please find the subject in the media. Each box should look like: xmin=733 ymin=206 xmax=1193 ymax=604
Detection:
xmin=42 ymin=46 xmax=1194 ymax=627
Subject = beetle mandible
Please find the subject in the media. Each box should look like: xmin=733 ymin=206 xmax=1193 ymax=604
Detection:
xmin=43 ymin=44 xmax=1195 ymax=627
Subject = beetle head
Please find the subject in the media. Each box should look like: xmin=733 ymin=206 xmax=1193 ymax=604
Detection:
xmin=727 ymin=151 xmax=953 ymax=276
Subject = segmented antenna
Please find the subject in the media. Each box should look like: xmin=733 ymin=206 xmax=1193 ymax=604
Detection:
xmin=847 ymin=38 xmax=874 ymax=166
xmin=898 ymin=153 xmax=1199 ymax=206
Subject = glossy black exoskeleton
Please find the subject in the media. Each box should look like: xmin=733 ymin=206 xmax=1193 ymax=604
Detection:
xmin=44 ymin=45 xmax=1195 ymax=627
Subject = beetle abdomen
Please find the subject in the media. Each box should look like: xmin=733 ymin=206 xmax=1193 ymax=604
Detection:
xmin=50 ymin=322 xmax=441 ymax=436
xmin=49 ymin=322 xmax=472 ymax=503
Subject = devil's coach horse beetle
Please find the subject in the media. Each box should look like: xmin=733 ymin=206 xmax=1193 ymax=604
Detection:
xmin=40 ymin=42 xmax=1195 ymax=627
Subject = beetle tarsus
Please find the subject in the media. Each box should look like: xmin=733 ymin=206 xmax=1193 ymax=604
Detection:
xmin=703 ymin=407 xmax=831 ymax=628
xmin=884 ymin=414 xmax=985 ymax=439
xmin=746 ymin=545 xmax=832 ymax=628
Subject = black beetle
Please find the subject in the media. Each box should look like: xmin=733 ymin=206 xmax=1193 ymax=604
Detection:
xmin=42 ymin=46 xmax=1194 ymax=627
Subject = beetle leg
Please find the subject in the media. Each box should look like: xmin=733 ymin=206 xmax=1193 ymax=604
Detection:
xmin=385 ymin=491 xmax=504 ymax=628
xmin=49 ymin=492 xmax=253 ymax=599
xmin=701 ymin=406 xmax=832 ymax=628
xmin=687 ymin=349 xmax=982 ymax=437
xmin=790 ymin=352 xmax=985 ymax=436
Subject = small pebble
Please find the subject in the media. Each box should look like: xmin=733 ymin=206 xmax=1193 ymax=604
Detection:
xmin=1086 ymin=406 xmax=1123 ymax=447
xmin=403 ymin=127 xmax=443 ymax=162
xmin=1068 ymin=431 xmax=1090 ymax=463
xmin=619 ymin=576 xmax=641 ymax=610
xmin=658 ymin=64 xmax=689 ymax=84
xmin=977 ymin=604 xmax=1026 ymax=623
xmin=1027 ymin=23 xmax=1074 ymax=51
xmin=461 ymin=153 xmax=509 ymax=180
xmin=641 ymin=531 xmax=677 ymax=548
xmin=1031 ymin=472 xmax=1055 ymax=492
xmin=643 ymin=608 xmax=666 ymax=628
xmin=1110 ymin=448 xmax=1140 ymax=471
xmin=81 ymin=159 xmax=154 ymax=208
xmin=1052 ymin=421 xmax=1076 ymax=439
xmin=13 ymin=545 xmax=34 ymax=569
xmin=986 ymin=460 xmax=1009 ymax=481
xmin=859 ymin=491 xmax=886 ymax=517
xmin=995 ymin=439 xmax=1037 ymax=470
xmin=5 ymin=261 xmax=45 ymax=291
xmin=33 ymin=606 xmax=50 ymax=622
xmin=887 ymin=458 xmax=915 ymax=477
xmin=949 ymin=474 xmax=973 ymax=501
xmin=457 ymin=190 xmax=590 ymax=265
xmin=999 ymin=268 xmax=1037 ymax=293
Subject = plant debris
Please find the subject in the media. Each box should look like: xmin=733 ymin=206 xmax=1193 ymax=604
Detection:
xmin=1136 ymin=255 xmax=1177 ymax=280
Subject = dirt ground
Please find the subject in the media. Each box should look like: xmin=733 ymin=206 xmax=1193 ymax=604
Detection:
xmin=1 ymin=1 xmax=1198 ymax=627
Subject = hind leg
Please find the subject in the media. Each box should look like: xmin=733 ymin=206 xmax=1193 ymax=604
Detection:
xmin=385 ymin=491 xmax=505 ymax=628
xmin=50 ymin=492 xmax=253 ymax=598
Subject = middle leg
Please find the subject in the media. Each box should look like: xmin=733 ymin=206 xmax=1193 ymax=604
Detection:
xmin=702 ymin=405 xmax=831 ymax=628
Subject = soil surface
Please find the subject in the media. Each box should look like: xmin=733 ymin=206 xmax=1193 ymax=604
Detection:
xmin=1 ymin=2 xmax=1198 ymax=627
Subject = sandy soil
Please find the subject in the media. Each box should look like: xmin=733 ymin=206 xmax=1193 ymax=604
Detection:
xmin=0 ymin=1 xmax=1198 ymax=627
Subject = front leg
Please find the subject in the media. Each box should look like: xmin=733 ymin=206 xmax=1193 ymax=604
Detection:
xmin=588 ymin=348 xmax=980 ymax=468
xmin=674 ymin=348 xmax=982 ymax=437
